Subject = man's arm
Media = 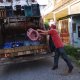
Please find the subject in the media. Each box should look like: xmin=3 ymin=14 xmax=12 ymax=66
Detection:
xmin=37 ymin=29 xmax=49 ymax=35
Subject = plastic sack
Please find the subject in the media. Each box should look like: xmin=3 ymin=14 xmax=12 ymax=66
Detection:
xmin=27 ymin=28 xmax=40 ymax=41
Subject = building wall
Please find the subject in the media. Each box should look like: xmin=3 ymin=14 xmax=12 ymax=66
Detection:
xmin=54 ymin=0 xmax=71 ymax=9
xmin=69 ymin=0 xmax=80 ymax=14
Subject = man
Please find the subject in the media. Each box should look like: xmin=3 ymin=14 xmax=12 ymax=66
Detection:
xmin=37 ymin=25 xmax=73 ymax=73
xmin=48 ymin=25 xmax=56 ymax=53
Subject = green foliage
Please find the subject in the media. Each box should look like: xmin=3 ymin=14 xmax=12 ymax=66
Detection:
xmin=64 ymin=45 xmax=78 ymax=57
xmin=64 ymin=45 xmax=80 ymax=66
xmin=44 ymin=21 xmax=49 ymax=30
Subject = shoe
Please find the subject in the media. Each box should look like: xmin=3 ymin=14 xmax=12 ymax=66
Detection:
xmin=52 ymin=66 xmax=58 ymax=70
xmin=68 ymin=66 xmax=73 ymax=73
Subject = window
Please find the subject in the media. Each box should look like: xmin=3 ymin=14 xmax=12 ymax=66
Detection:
xmin=72 ymin=23 xmax=76 ymax=33
xmin=78 ymin=26 xmax=80 ymax=38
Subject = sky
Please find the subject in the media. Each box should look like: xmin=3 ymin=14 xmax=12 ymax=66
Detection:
xmin=37 ymin=0 xmax=48 ymax=5
xmin=0 ymin=0 xmax=49 ymax=8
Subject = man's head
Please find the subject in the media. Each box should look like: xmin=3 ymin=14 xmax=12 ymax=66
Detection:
xmin=49 ymin=20 xmax=56 ymax=26
xmin=50 ymin=24 xmax=56 ymax=29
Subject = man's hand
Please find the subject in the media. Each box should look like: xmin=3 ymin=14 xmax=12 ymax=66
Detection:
xmin=37 ymin=29 xmax=42 ymax=32
xmin=37 ymin=29 xmax=44 ymax=35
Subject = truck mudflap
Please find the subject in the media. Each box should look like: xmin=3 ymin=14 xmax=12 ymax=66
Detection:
xmin=0 ymin=52 xmax=54 ymax=65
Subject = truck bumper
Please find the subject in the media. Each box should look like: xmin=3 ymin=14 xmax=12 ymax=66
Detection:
xmin=0 ymin=52 xmax=54 ymax=65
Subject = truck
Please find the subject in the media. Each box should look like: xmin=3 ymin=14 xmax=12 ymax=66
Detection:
xmin=0 ymin=1 xmax=53 ymax=65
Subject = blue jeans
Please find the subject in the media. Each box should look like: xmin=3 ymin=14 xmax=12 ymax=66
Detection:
xmin=54 ymin=47 xmax=73 ymax=68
